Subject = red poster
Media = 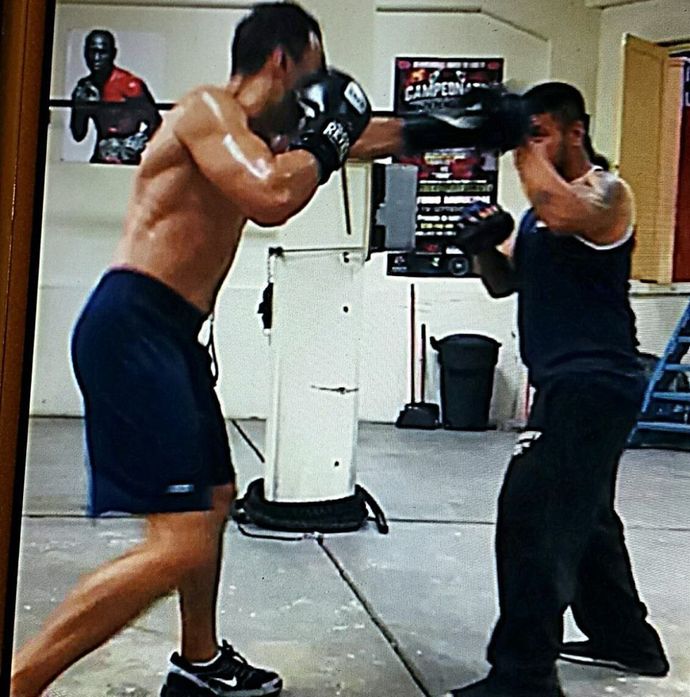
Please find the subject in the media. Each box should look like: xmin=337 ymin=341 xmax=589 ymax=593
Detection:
xmin=388 ymin=57 xmax=504 ymax=278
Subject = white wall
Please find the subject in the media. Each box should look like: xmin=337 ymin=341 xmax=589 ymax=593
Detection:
xmin=591 ymin=0 xmax=690 ymax=366
xmin=359 ymin=6 xmax=550 ymax=423
xmin=594 ymin=0 xmax=690 ymax=164
xmin=32 ymin=0 xmax=690 ymax=425
xmin=32 ymin=3 xmax=258 ymax=415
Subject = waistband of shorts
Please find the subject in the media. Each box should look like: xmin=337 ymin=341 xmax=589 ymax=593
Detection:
xmin=98 ymin=268 xmax=208 ymax=335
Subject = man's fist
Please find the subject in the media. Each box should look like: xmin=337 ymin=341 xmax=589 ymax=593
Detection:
xmin=72 ymin=78 xmax=101 ymax=103
xmin=453 ymin=201 xmax=515 ymax=255
xmin=289 ymin=69 xmax=372 ymax=184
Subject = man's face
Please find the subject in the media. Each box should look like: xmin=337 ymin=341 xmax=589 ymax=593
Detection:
xmin=259 ymin=36 xmax=325 ymax=148
xmin=529 ymin=112 xmax=568 ymax=174
xmin=285 ymin=38 xmax=326 ymax=92
xmin=85 ymin=34 xmax=116 ymax=76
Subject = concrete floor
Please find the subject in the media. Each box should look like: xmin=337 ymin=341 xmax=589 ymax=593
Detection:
xmin=11 ymin=418 xmax=690 ymax=697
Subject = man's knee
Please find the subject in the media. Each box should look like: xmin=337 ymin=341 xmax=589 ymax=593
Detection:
xmin=145 ymin=511 xmax=219 ymax=580
xmin=161 ymin=538 xmax=216 ymax=582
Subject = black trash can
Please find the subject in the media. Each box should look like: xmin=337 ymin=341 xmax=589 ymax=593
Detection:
xmin=431 ymin=333 xmax=501 ymax=430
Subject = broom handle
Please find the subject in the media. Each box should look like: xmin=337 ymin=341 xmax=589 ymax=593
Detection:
xmin=410 ymin=284 xmax=416 ymax=403
xmin=421 ymin=323 xmax=427 ymax=402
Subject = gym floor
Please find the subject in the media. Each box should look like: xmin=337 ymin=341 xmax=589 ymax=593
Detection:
xmin=12 ymin=418 xmax=690 ymax=697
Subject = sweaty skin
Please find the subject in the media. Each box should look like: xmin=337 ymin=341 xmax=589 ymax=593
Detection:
xmin=112 ymin=45 xmax=324 ymax=313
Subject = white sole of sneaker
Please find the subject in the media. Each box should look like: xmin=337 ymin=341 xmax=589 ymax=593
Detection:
xmin=558 ymin=653 xmax=667 ymax=677
xmin=162 ymin=671 xmax=282 ymax=697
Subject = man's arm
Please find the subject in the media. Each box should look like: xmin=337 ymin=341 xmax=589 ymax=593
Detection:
xmin=176 ymin=71 xmax=371 ymax=225
xmin=472 ymin=246 xmax=518 ymax=299
xmin=122 ymin=82 xmax=164 ymax=158
xmin=135 ymin=82 xmax=163 ymax=137
xmin=350 ymin=86 xmax=530 ymax=161
xmin=349 ymin=117 xmax=404 ymax=160
xmin=514 ymin=142 xmax=631 ymax=245
xmin=174 ymin=89 xmax=320 ymax=227
xmin=69 ymin=107 xmax=90 ymax=142
xmin=70 ymin=78 xmax=100 ymax=142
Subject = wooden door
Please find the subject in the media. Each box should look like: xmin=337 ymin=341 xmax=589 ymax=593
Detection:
xmin=619 ymin=35 xmax=685 ymax=284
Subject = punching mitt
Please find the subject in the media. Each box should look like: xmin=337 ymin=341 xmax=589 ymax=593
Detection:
xmin=402 ymin=85 xmax=531 ymax=154
xmin=453 ymin=202 xmax=514 ymax=255
xmin=289 ymin=69 xmax=372 ymax=184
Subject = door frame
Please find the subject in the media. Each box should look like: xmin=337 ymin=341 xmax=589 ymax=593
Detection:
xmin=0 ymin=0 xmax=54 ymax=686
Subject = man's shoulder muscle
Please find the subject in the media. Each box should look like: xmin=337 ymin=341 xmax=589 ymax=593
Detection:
xmin=175 ymin=86 xmax=245 ymax=140
xmin=572 ymin=170 xmax=634 ymax=243
xmin=575 ymin=169 xmax=632 ymax=208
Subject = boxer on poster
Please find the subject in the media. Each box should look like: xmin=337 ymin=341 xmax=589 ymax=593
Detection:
xmin=70 ymin=29 xmax=162 ymax=165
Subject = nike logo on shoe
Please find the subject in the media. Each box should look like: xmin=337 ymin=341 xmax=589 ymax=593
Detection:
xmin=211 ymin=676 xmax=239 ymax=688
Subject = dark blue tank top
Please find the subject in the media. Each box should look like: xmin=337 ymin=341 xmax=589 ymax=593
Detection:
xmin=514 ymin=208 xmax=643 ymax=391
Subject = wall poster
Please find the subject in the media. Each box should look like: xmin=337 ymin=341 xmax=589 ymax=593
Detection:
xmin=61 ymin=28 xmax=165 ymax=165
xmin=387 ymin=57 xmax=504 ymax=278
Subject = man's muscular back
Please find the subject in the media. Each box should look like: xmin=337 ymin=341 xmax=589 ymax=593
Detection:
xmin=113 ymin=84 xmax=317 ymax=313
xmin=112 ymin=66 xmax=374 ymax=312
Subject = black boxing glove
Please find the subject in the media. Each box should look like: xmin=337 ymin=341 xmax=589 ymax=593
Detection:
xmin=402 ymin=85 xmax=530 ymax=155
xmin=453 ymin=201 xmax=514 ymax=255
xmin=289 ymin=69 xmax=372 ymax=184
xmin=72 ymin=78 xmax=101 ymax=104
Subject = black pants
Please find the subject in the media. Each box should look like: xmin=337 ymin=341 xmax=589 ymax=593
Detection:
xmin=486 ymin=373 xmax=659 ymax=684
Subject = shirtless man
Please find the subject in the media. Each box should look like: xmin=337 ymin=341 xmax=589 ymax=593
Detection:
xmin=11 ymin=4 xmax=370 ymax=697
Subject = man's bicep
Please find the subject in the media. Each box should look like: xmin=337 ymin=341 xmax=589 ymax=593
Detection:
xmin=573 ymin=173 xmax=617 ymax=208
xmin=184 ymin=129 xmax=275 ymax=201
xmin=139 ymin=85 xmax=162 ymax=124
xmin=175 ymin=111 xmax=317 ymax=225
xmin=177 ymin=105 xmax=272 ymax=185
xmin=573 ymin=176 xmax=631 ymax=241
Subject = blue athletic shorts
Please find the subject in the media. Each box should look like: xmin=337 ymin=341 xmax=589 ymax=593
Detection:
xmin=71 ymin=269 xmax=235 ymax=516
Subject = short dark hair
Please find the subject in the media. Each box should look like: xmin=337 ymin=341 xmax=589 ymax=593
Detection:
xmin=523 ymin=81 xmax=587 ymax=128
xmin=524 ymin=81 xmax=609 ymax=170
xmin=85 ymin=29 xmax=116 ymax=52
xmin=231 ymin=2 xmax=323 ymax=76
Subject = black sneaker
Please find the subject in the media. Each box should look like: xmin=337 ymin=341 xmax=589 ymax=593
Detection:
xmin=559 ymin=640 xmax=669 ymax=677
xmin=442 ymin=675 xmax=566 ymax=697
xmin=160 ymin=640 xmax=283 ymax=697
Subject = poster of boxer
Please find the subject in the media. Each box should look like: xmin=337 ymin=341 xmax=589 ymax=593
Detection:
xmin=388 ymin=57 xmax=504 ymax=277
xmin=62 ymin=28 xmax=165 ymax=165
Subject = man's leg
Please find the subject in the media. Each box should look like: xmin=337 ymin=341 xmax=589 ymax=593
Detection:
xmin=486 ymin=437 xmax=581 ymax=685
xmin=161 ymin=485 xmax=282 ymax=697
xmin=563 ymin=499 xmax=668 ymax=675
xmin=178 ymin=484 xmax=236 ymax=662
xmin=485 ymin=380 xmax=638 ymax=687
xmin=11 ymin=509 xmax=220 ymax=697
xmin=572 ymin=506 xmax=653 ymax=639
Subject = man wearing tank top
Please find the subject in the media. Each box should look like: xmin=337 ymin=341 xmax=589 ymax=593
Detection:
xmin=443 ymin=82 xmax=669 ymax=697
